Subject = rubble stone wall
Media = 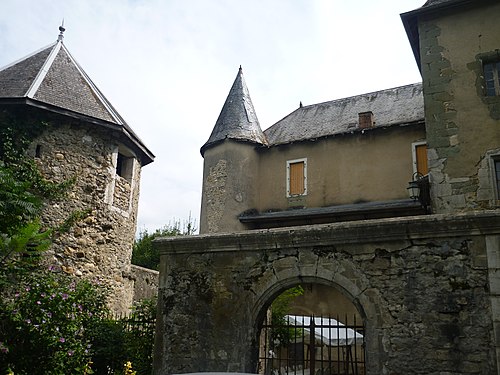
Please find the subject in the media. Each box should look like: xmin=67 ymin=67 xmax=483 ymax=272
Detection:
xmin=31 ymin=120 xmax=142 ymax=314
xmin=154 ymin=212 xmax=500 ymax=375
xmin=131 ymin=264 xmax=159 ymax=302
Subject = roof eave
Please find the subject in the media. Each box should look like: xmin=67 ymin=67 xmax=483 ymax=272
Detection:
xmin=401 ymin=0 xmax=489 ymax=71
xmin=266 ymin=119 xmax=426 ymax=148
xmin=200 ymin=137 xmax=266 ymax=157
xmin=0 ymin=97 xmax=155 ymax=166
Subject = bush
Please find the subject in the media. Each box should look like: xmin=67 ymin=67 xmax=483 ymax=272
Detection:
xmin=0 ymin=271 xmax=108 ymax=375
xmin=88 ymin=298 xmax=156 ymax=375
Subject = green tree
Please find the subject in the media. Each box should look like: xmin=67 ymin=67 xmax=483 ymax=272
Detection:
xmin=132 ymin=218 xmax=196 ymax=270
xmin=270 ymin=285 xmax=304 ymax=346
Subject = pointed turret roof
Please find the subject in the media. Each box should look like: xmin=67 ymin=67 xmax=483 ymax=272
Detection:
xmin=0 ymin=27 xmax=154 ymax=165
xmin=200 ymin=67 xmax=267 ymax=156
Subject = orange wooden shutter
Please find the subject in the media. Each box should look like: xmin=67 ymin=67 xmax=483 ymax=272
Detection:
xmin=415 ymin=144 xmax=428 ymax=175
xmin=289 ymin=162 xmax=305 ymax=195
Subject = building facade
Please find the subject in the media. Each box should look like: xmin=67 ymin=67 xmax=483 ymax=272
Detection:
xmin=153 ymin=0 xmax=500 ymax=373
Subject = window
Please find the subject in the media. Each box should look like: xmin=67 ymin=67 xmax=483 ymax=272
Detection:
xmin=287 ymin=158 xmax=307 ymax=197
xmin=412 ymin=142 xmax=428 ymax=175
xmin=116 ymin=152 xmax=134 ymax=182
xmin=484 ymin=61 xmax=500 ymax=96
xmin=494 ymin=158 xmax=500 ymax=198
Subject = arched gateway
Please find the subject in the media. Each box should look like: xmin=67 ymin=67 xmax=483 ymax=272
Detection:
xmin=152 ymin=213 xmax=498 ymax=375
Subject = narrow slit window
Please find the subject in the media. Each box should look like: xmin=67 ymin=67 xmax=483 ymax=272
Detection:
xmin=287 ymin=159 xmax=307 ymax=197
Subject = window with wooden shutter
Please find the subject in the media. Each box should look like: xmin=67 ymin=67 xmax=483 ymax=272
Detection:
xmin=287 ymin=158 xmax=307 ymax=197
xmin=415 ymin=144 xmax=428 ymax=175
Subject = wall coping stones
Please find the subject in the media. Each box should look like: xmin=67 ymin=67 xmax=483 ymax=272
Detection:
xmin=154 ymin=210 xmax=500 ymax=255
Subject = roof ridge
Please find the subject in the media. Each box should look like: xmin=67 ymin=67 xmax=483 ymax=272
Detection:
xmin=25 ymin=41 xmax=62 ymax=97
xmin=300 ymin=82 xmax=423 ymax=110
xmin=0 ymin=42 xmax=56 ymax=73
xmin=59 ymin=43 xmax=125 ymax=125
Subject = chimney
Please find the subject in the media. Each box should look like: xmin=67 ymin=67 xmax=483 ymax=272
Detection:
xmin=358 ymin=111 xmax=374 ymax=129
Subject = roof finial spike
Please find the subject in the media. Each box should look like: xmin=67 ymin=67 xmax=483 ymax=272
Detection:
xmin=239 ymin=65 xmax=242 ymax=72
xmin=58 ymin=19 xmax=66 ymax=42
xmin=299 ymin=101 xmax=303 ymax=108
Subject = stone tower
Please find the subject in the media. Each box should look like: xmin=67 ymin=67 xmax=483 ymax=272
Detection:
xmin=0 ymin=27 xmax=154 ymax=314
xmin=199 ymin=67 xmax=267 ymax=234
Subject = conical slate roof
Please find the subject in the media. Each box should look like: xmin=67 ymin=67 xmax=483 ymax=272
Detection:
xmin=200 ymin=67 xmax=267 ymax=156
xmin=0 ymin=29 xmax=154 ymax=165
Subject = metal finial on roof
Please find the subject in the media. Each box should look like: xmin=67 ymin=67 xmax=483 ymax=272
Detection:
xmin=300 ymin=101 xmax=303 ymax=108
xmin=58 ymin=19 xmax=65 ymax=41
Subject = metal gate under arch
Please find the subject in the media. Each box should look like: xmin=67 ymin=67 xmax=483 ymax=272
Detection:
xmin=258 ymin=315 xmax=365 ymax=375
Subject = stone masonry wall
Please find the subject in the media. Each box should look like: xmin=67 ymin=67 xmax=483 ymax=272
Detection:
xmin=131 ymin=265 xmax=159 ymax=302
xmin=31 ymin=120 xmax=142 ymax=314
xmin=154 ymin=212 xmax=500 ymax=375
xmin=419 ymin=6 xmax=500 ymax=214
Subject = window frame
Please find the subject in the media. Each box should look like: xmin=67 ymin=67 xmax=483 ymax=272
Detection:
xmin=286 ymin=158 xmax=307 ymax=197
xmin=490 ymin=155 xmax=500 ymax=200
xmin=483 ymin=61 xmax=500 ymax=97
xmin=411 ymin=141 xmax=428 ymax=176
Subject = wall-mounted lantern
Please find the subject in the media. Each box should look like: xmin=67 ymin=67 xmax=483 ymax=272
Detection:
xmin=407 ymin=172 xmax=423 ymax=201
xmin=407 ymin=172 xmax=430 ymax=213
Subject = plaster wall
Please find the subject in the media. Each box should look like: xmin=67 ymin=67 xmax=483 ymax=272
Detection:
xmin=420 ymin=3 xmax=500 ymax=213
xmin=289 ymin=283 xmax=360 ymax=320
xmin=200 ymin=140 xmax=260 ymax=234
xmin=257 ymin=125 xmax=425 ymax=211
xmin=31 ymin=120 xmax=142 ymax=314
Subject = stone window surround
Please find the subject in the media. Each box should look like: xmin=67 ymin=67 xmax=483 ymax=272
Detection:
xmin=286 ymin=157 xmax=307 ymax=198
xmin=104 ymin=145 xmax=137 ymax=217
xmin=478 ymin=50 xmax=500 ymax=97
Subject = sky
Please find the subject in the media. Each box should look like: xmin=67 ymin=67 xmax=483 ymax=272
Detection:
xmin=0 ymin=0 xmax=424 ymax=235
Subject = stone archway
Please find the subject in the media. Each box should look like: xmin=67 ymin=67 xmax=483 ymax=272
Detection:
xmin=254 ymin=280 xmax=368 ymax=375
xmin=152 ymin=214 xmax=497 ymax=375
xmin=250 ymin=272 xmax=380 ymax=375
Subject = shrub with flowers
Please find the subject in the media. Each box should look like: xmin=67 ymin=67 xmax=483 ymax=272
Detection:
xmin=0 ymin=271 xmax=108 ymax=375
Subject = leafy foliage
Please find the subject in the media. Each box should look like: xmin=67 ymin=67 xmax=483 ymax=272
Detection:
xmin=132 ymin=218 xmax=196 ymax=270
xmin=0 ymin=272 xmax=109 ymax=374
xmin=88 ymin=298 xmax=156 ymax=375
xmin=270 ymin=285 xmax=304 ymax=346
xmin=0 ymin=110 xmax=156 ymax=374
xmin=0 ymin=112 xmax=75 ymax=286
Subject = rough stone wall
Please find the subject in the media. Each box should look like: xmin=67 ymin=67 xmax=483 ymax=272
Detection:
xmin=154 ymin=213 xmax=499 ymax=375
xmin=419 ymin=4 xmax=500 ymax=214
xmin=131 ymin=264 xmax=159 ymax=302
xmin=31 ymin=120 xmax=142 ymax=314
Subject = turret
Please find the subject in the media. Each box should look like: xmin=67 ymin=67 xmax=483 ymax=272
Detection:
xmin=199 ymin=67 xmax=267 ymax=234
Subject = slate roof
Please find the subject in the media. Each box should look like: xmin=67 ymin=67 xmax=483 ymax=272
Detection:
xmin=201 ymin=67 xmax=267 ymax=155
xmin=0 ymin=32 xmax=154 ymax=165
xmin=264 ymin=83 xmax=424 ymax=146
